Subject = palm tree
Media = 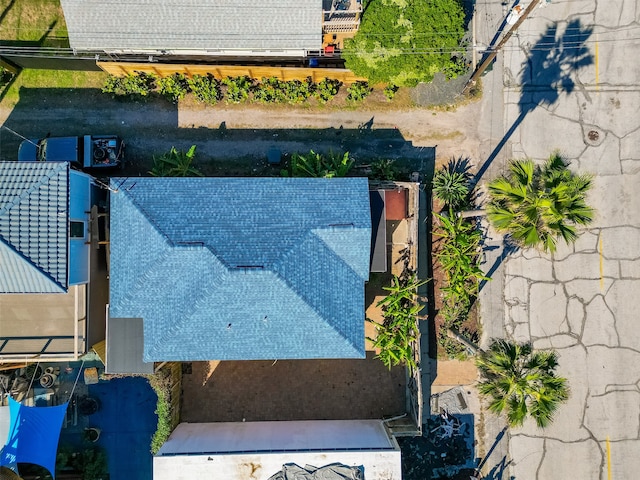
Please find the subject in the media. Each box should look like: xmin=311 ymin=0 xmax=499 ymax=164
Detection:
xmin=476 ymin=340 xmax=569 ymax=428
xmin=486 ymin=153 xmax=594 ymax=252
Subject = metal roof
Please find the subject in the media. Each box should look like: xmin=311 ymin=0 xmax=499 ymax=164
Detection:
xmin=106 ymin=317 xmax=155 ymax=374
xmin=61 ymin=0 xmax=323 ymax=53
xmin=109 ymin=177 xmax=371 ymax=362
xmin=0 ymin=162 xmax=68 ymax=293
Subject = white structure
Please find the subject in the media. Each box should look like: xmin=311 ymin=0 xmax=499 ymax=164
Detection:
xmin=154 ymin=420 xmax=402 ymax=480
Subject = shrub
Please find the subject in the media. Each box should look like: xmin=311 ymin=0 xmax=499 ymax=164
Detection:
xmin=282 ymin=77 xmax=314 ymax=104
xmin=150 ymin=145 xmax=203 ymax=177
xmin=370 ymin=159 xmax=400 ymax=180
xmin=347 ymin=81 xmax=372 ymax=102
xmin=432 ymin=168 xmax=471 ymax=210
xmin=286 ymin=150 xmax=354 ymax=178
xmin=383 ymin=84 xmax=399 ymax=100
xmin=102 ymin=72 xmax=156 ymax=100
xmin=157 ymin=73 xmax=189 ymax=103
xmin=149 ymin=373 xmax=172 ymax=454
xmin=187 ymin=74 xmax=222 ymax=105
xmin=253 ymin=76 xmax=286 ymax=103
xmin=314 ymin=78 xmax=342 ymax=103
xmin=222 ymin=76 xmax=253 ymax=103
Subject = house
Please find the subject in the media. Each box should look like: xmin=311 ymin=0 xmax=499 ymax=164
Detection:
xmin=60 ymin=0 xmax=361 ymax=60
xmin=0 ymin=162 xmax=97 ymax=361
xmin=107 ymin=177 xmax=371 ymax=371
xmin=154 ymin=419 xmax=402 ymax=480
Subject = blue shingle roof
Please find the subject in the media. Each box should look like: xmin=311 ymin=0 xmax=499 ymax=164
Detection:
xmin=109 ymin=177 xmax=371 ymax=361
xmin=0 ymin=162 xmax=69 ymax=293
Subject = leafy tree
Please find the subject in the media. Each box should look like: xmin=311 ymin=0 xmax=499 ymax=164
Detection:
xmin=150 ymin=145 xmax=203 ymax=177
xmin=487 ymin=153 xmax=594 ymax=253
xmin=476 ymin=340 xmax=569 ymax=428
xmin=343 ymin=0 xmax=467 ymax=86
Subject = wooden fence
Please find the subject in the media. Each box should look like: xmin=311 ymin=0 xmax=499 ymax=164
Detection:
xmin=97 ymin=62 xmax=366 ymax=84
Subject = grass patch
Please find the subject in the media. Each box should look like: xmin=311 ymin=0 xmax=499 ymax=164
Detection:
xmin=0 ymin=69 xmax=107 ymax=107
xmin=0 ymin=0 xmax=69 ymax=43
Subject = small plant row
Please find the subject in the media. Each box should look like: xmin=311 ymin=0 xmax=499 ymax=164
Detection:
xmin=103 ymin=72 xmax=378 ymax=105
xmin=432 ymin=163 xmax=487 ymax=358
xmin=367 ymin=271 xmax=428 ymax=372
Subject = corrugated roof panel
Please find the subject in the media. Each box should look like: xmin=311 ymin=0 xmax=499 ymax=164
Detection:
xmin=0 ymin=162 xmax=68 ymax=293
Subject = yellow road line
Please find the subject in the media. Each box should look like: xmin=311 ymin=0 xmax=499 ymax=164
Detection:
xmin=599 ymin=235 xmax=604 ymax=291
xmin=607 ymin=436 xmax=612 ymax=480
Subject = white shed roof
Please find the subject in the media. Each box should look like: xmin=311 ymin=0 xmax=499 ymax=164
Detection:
xmin=154 ymin=420 xmax=402 ymax=480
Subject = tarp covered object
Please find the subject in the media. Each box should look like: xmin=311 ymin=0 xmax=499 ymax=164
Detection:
xmin=0 ymin=397 xmax=68 ymax=478
xmin=268 ymin=463 xmax=365 ymax=480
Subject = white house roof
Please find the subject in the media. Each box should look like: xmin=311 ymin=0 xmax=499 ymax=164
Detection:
xmin=61 ymin=0 xmax=323 ymax=53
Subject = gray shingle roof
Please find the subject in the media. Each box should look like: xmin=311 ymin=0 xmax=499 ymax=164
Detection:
xmin=61 ymin=0 xmax=323 ymax=53
xmin=109 ymin=177 xmax=371 ymax=361
xmin=0 ymin=162 xmax=69 ymax=293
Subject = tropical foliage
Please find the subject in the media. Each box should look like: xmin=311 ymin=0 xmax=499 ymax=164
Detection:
xmin=347 ymin=80 xmax=372 ymax=102
xmin=369 ymin=158 xmax=400 ymax=180
xmin=187 ymin=74 xmax=222 ymax=105
xmin=487 ymin=153 xmax=594 ymax=252
xmin=476 ymin=340 xmax=570 ymax=428
xmin=284 ymin=150 xmax=354 ymax=178
xmin=433 ymin=211 xmax=487 ymax=357
xmin=150 ymin=145 xmax=203 ymax=177
xmin=102 ymin=72 xmax=156 ymax=100
xmin=368 ymin=273 xmax=428 ymax=371
xmin=157 ymin=73 xmax=189 ymax=103
xmin=342 ymin=0 xmax=467 ymax=86
xmin=432 ymin=168 xmax=471 ymax=210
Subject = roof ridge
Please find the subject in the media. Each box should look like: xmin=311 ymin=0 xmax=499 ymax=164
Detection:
xmin=145 ymin=249 xmax=230 ymax=359
xmin=0 ymin=163 xmax=67 ymax=219
xmin=272 ymin=232 xmax=362 ymax=353
xmin=0 ymin=235 xmax=66 ymax=292
xmin=117 ymin=186 xmax=173 ymax=245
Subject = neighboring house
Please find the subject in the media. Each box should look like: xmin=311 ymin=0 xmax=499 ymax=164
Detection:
xmin=107 ymin=177 xmax=371 ymax=372
xmin=0 ymin=162 xmax=96 ymax=360
xmin=60 ymin=0 xmax=361 ymax=59
xmin=154 ymin=420 xmax=402 ymax=480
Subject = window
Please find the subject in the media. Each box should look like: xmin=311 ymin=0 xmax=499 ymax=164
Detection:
xmin=70 ymin=221 xmax=85 ymax=238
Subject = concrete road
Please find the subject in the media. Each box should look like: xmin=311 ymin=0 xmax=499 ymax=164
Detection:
xmin=478 ymin=0 xmax=640 ymax=479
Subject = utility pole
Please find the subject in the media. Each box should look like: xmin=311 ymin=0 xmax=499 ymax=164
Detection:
xmin=462 ymin=0 xmax=542 ymax=96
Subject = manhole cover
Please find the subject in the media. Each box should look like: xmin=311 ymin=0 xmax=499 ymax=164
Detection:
xmin=588 ymin=130 xmax=600 ymax=142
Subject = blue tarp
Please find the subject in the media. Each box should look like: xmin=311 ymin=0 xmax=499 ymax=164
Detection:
xmin=0 ymin=397 xmax=68 ymax=478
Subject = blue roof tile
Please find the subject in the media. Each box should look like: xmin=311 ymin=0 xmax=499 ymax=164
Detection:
xmin=109 ymin=177 xmax=371 ymax=361
xmin=0 ymin=162 xmax=68 ymax=293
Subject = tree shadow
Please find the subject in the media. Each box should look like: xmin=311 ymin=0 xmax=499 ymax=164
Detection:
xmin=474 ymin=426 xmax=509 ymax=476
xmin=474 ymin=18 xmax=594 ymax=184
xmin=479 ymin=238 xmax=519 ymax=292
xmin=0 ymin=0 xmax=16 ymax=26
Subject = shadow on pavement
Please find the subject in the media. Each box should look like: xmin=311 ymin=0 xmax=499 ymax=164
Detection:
xmin=474 ymin=18 xmax=594 ymax=184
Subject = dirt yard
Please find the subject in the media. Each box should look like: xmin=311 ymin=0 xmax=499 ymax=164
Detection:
xmin=180 ymin=355 xmax=406 ymax=423
xmin=0 ymin=86 xmax=483 ymax=172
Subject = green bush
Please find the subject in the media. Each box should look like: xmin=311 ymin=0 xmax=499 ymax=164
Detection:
xmin=343 ymin=0 xmax=467 ymax=86
xmin=187 ymin=74 xmax=222 ymax=105
xmin=222 ymin=76 xmax=253 ymax=103
xmin=253 ymin=76 xmax=286 ymax=103
xmin=102 ymin=72 xmax=156 ymax=100
xmin=282 ymin=77 xmax=314 ymax=104
xmin=370 ymin=159 xmax=400 ymax=180
xmin=314 ymin=77 xmax=342 ymax=103
xmin=347 ymin=81 xmax=372 ymax=102
xmin=149 ymin=374 xmax=172 ymax=454
xmin=285 ymin=150 xmax=354 ymax=178
xmin=157 ymin=73 xmax=189 ymax=103
xmin=432 ymin=168 xmax=471 ymax=210
xmin=383 ymin=84 xmax=399 ymax=100
xmin=150 ymin=145 xmax=203 ymax=177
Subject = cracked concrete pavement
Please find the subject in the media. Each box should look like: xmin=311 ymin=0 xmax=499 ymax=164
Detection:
xmin=478 ymin=0 xmax=640 ymax=479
